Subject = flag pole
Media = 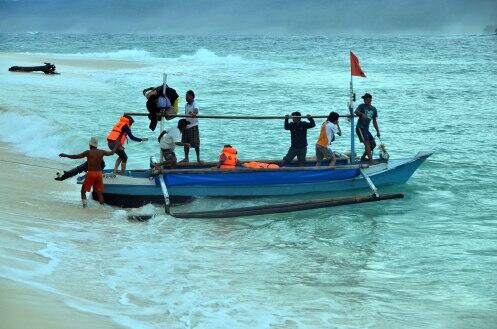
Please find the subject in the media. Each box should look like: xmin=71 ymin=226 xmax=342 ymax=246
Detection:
xmin=349 ymin=53 xmax=356 ymax=164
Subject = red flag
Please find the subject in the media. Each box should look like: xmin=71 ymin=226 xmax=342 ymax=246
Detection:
xmin=350 ymin=51 xmax=366 ymax=77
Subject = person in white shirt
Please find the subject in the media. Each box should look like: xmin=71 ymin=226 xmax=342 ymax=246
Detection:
xmin=315 ymin=112 xmax=342 ymax=166
xmin=155 ymin=119 xmax=190 ymax=168
xmin=180 ymin=90 xmax=202 ymax=164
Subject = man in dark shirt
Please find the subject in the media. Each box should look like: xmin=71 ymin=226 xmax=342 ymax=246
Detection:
xmin=355 ymin=93 xmax=380 ymax=164
xmin=282 ymin=112 xmax=315 ymax=166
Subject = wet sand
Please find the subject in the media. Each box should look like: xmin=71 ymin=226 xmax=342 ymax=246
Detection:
xmin=0 ymin=142 xmax=124 ymax=329
xmin=0 ymin=52 xmax=148 ymax=70
xmin=0 ymin=279 xmax=122 ymax=329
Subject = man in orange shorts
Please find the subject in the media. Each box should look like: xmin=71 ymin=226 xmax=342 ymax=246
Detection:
xmin=59 ymin=136 xmax=119 ymax=207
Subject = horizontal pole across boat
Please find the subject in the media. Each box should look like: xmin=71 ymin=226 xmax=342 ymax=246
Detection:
xmin=123 ymin=113 xmax=357 ymax=119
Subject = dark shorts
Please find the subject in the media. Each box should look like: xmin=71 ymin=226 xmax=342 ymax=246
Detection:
xmin=356 ymin=127 xmax=375 ymax=145
xmin=282 ymin=147 xmax=307 ymax=166
xmin=315 ymin=144 xmax=334 ymax=162
xmin=108 ymin=140 xmax=128 ymax=162
xmin=181 ymin=125 xmax=200 ymax=148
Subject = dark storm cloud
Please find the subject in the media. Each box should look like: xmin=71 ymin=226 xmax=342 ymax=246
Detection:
xmin=0 ymin=0 xmax=496 ymax=34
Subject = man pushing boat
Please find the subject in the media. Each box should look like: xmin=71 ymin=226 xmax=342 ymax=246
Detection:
xmin=59 ymin=136 xmax=120 ymax=207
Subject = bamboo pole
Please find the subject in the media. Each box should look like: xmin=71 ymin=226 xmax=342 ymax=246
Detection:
xmin=124 ymin=113 xmax=357 ymax=119
xmin=128 ymin=193 xmax=404 ymax=221
xmin=171 ymin=193 xmax=404 ymax=219
xmin=159 ymin=74 xmax=167 ymax=162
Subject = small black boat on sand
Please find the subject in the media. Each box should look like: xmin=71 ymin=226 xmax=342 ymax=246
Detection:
xmin=9 ymin=62 xmax=58 ymax=74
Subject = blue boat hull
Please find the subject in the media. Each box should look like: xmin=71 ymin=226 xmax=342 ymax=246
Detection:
xmin=87 ymin=152 xmax=431 ymax=208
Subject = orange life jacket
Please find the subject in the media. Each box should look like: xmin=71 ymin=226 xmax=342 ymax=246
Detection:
xmin=107 ymin=116 xmax=130 ymax=145
xmin=219 ymin=146 xmax=238 ymax=168
xmin=316 ymin=121 xmax=331 ymax=147
xmin=242 ymin=161 xmax=280 ymax=169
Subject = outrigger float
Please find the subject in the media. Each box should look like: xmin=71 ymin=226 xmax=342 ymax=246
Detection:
xmin=77 ymin=68 xmax=432 ymax=219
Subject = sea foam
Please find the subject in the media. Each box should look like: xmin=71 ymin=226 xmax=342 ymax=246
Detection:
xmin=178 ymin=48 xmax=247 ymax=64
xmin=0 ymin=111 xmax=70 ymax=160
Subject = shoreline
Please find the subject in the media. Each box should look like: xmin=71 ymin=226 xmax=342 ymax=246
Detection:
xmin=0 ymin=141 xmax=124 ymax=329
xmin=0 ymin=52 xmax=149 ymax=70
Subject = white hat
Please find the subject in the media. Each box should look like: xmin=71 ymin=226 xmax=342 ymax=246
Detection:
xmin=89 ymin=136 xmax=98 ymax=148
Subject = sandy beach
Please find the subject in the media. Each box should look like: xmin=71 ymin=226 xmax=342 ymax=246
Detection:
xmin=0 ymin=52 xmax=148 ymax=70
xmin=0 ymin=279 xmax=123 ymax=329
xmin=0 ymin=142 xmax=124 ymax=329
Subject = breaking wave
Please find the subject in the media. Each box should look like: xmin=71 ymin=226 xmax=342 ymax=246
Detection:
xmin=57 ymin=49 xmax=156 ymax=60
xmin=0 ymin=110 xmax=70 ymax=160
xmin=178 ymin=48 xmax=247 ymax=64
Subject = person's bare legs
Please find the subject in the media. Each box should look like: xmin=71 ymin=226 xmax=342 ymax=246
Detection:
xmin=96 ymin=192 xmax=104 ymax=205
xmin=369 ymin=139 xmax=377 ymax=163
xmin=329 ymin=154 xmax=336 ymax=167
xmin=113 ymin=158 xmax=122 ymax=174
xmin=195 ymin=147 xmax=202 ymax=164
xmin=120 ymin=161 xmax=127 ymax=175
xmin=364 ymin=140 xmax=373 ymax=164
xmin=81 ymin=188 xmax=88 ymax=208
xmin=181 ymin=145 xmax=190 ymax=163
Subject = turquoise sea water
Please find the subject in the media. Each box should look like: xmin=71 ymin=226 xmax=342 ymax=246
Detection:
xmin=0 ymin=33 xmax=496 ymax=328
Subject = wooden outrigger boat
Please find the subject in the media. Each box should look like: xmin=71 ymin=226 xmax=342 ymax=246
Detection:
xmin=76 ymin=111 xmax=431 ymax=218
xmin=81 ymin=151 xmax=430 ymax=217
xmin=76 ymin=63 xmax=433 ymax=218
xmin=9 ymin=62 xmax=58 ymax=74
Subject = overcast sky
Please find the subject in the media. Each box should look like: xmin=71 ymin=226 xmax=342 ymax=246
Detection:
xmin=0 ymin=0 xmax=496 ymax=34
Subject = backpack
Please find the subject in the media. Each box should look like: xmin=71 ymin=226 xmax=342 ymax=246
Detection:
xmin=143 ymin=84 xmax=179 ymax=104
xmin=143 ymin=84 xmax=180 ymax=131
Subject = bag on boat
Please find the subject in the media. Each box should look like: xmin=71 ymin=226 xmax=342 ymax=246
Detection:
xmin=242 ymin=161 xmax=280 ymax=169
xmin=143 ymin=84 xmax=180 ymax=130
xmin=379 ymin=142 xmax=389 ymax=161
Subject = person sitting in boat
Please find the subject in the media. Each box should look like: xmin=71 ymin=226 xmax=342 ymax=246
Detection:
xmin=59 ymin=136 xmax=120 ymax=207
xmin=107 ymin=115 xmax=148 ymax=175
xmin=153 ymin=119 xmax=190 ymax=169
xmin=218 ymin=145 xmax=240 ymax=169
xmin=355 ymin=93 xmax=380 ymax=164
xmin=282 ymin=112 xmax=315 ymax=167
xmin=316 ymin=111 xmax=342 ymax=167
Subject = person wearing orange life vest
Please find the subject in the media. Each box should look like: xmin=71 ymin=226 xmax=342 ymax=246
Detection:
xmin=218 ymin=145 xmax=239 ymax=169
xmin=315 ymin=111 xmax=342 ymax=167
xmin=107 ymin=115 xmax=148 ymax=175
